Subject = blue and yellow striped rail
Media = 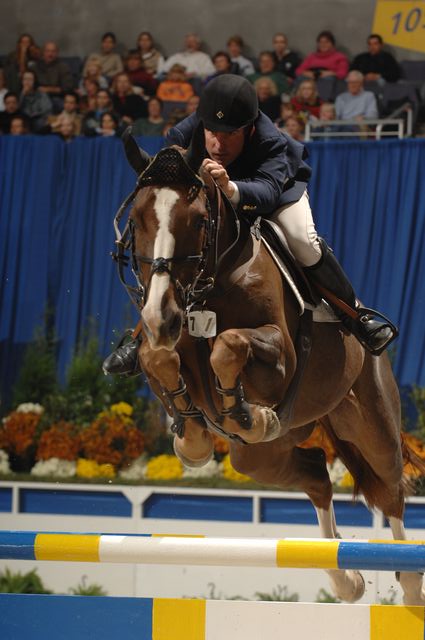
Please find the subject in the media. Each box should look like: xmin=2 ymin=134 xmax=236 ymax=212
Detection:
xmin=1 ymin=531 xmax=425 ymax=572
xmin=0 ymin=595 xmax=424 ymax=640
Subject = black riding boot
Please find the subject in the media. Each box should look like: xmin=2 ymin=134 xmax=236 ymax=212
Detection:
xmin=304 ymin=239 xmax=398 ymax=355
xmin=102 ymin=329 xmax=142 ymax=377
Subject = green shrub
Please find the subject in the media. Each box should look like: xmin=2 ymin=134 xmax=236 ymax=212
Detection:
xmin=68 ymin=576 xmax=107 ymax=596
xmin=0 ymin=567 xmax=52 ymax=594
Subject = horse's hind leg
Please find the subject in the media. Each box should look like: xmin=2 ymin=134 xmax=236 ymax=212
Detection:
xmin=389 ymin=517 xmax=425 ymax=605
xmin=230 ymin=432 xmax=365 ymax=603
xmin=210 ymin=325 xmax=292 ymax=443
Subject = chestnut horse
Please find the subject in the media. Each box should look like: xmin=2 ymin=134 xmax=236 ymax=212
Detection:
xmin=115 ymin=125 xmax=425 ymax=604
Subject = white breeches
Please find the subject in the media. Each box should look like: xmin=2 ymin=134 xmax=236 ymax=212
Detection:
xmin=271 ymin=191 xmax=322 ymax=267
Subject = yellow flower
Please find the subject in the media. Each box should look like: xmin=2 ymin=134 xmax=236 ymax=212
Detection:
xmin=145 ymin=454 xmax=183 ymax=480
xmin=339 ymin=470 xmax=355 ymax=487
xmin=76 ymin=458 xmax=116 ymax=479
xmin=111 ymin=402 xmax=133 ymax=417
xmin=221 ymin=454 xmax=250 ymax=483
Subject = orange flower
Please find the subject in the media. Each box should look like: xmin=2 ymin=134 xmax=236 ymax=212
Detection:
xmin=36 ymin=421 xmax=81 ymax=461
xmin=298 ymin=423 xmax=337 ymax=464
xmin=80 ymin=413 xmax=144 ymax=469
xmin=212 ymin=433 xmax=229 ymax=455
xmin=0 ymin=411 xmax=40 ymax=456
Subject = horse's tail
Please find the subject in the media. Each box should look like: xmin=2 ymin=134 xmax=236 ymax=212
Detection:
xmin=319 ymin=419 xmax=424 ymax=509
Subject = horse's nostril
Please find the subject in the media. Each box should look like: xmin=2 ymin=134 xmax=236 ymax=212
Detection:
xmin=168 ymin=312 xmax=182 ymax=339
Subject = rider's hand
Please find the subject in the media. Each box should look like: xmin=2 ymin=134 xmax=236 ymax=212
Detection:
xmin=202 ymin=159 xmax=235 ymax=199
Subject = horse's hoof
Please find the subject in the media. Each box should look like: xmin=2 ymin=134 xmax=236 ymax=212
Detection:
xmin=261 ymin=407 xmax=282 ymax=442
xmin=237 ymin=406 xmax=281 ymax=444
xmin=329 ymin=569 xmax=365 ymax=603
xmin=173 ymin=436 xmax=214 ymax=468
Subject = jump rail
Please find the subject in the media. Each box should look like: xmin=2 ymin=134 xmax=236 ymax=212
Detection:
xmin=1 ymin=531 xmax=425 ymax=572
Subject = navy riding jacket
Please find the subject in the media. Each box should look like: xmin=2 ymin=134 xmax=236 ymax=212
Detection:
xmin=166 ymin=111 xmax=312 ymax=217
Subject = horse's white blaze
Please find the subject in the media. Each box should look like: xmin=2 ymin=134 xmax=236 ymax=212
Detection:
xmin=143 ymin=187 xmax=179 ymax=326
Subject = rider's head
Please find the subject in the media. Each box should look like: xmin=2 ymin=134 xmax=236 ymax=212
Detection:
xmin=197 ymin=74 xmax=258 ymax=167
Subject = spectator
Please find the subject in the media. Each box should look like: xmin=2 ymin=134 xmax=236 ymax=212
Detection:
xmin=33 ymin=41 xmax=74 ymax=102
xmin=81 ymin=88 xmax=113 ymax=136
xmin=275 ymin=101 xmax=297 ymax=128
xmin=136 ymin=31 xmax=164 ymax=76
xmin=19 ymin=69 xmax=52 ymax=132
xmin=254 ymin=77 xmax=281 ymax=121
xmin=132 ymin=97 xmax=165 ymax=136
xmin=283 ymin=115 xmax=305 ymax=141
xmin=185 ymin=94 xmax=200 ymax=115
xmin=335 ymin=70 xmax=378 ymax=120
xmin=0 ymin=92 xmax=24 ymax=133
xmin=272 ymin=33 xmax=301 ymax=81
xmin=296 ymin=30 xmax=349 ymax=80
xmin=83 ymin=32 xmax=124 ymax=82
xmin=351 ymin=34 xmax=401 ymax=84
xmin=124 ymin=51 xmax=158 ymax=96
xmin=46 ymin=91 xmax=82 ymax=135
xmin=78 ymin=60 xmax=108 ymax=96
xmin=206 ymin=51 xmax=237 ymax=83
xmin=160 ymin=33 xmax=215 ymax=79
xmin=3 ymin=33 xmax=40 ymax=94
xmin=248 ymin=51 xmax=290 ymax=96
xmin=79 ymin=79 xmax=100 ymax=113
xmin=156 ymin=64 xmax=194 ymax=103
xmin=56 ymin=114 xmax=77 ymax=142
xmin=226 ymin=35 xmax=255 ymax=77
xmin=97 ymin=111 xmax=122 ymax=137
xmin=111 ymin=72 xmax=147 ymax=124
xmin=290 ymin=79 xmax=322 ymax=120
xmin=312 ymin=102 xmax=345 ymax=140
xmin=10 ymin=114 xmax=30 ymax=135
xmin=0 ymin=69 xmax=8 ymax=110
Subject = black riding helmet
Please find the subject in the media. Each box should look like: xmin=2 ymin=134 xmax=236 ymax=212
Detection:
xmin=197 ymin=74 xmax=259 ymax=132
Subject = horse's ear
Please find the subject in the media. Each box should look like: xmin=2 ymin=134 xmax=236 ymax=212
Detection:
xmin=122 ymin=127 xmax=151 ymax=175
xmin=186 ymin=120 xmax=206 ymax=174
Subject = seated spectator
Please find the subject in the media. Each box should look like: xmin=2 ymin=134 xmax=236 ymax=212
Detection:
xmin=56 ymin=114 xmax=77 ymax=142
xmin=254 ymin=77 xmax=281 ymax=121
xmin=0 ymin=70 xmax=8 ymax=110
xmin=81 ymin=88 xmax=113 ymax=136
xmin=290 ymin=79 xmax=322 ymax=121
xmin=79 ymin=79 xmax=100 ymax=113
xmin=160 ymin=33 xmax=215 ymax=79
xmin=275 ymin=100 xmax=297 ymax=128
xmin=97 ymin=111 xmax=123 ymax=137
xmin=83 ymin=32 xmax=124 ymax=82
xmin=312 ymin=102 xmax=346 ymax=139
xmin=272 ymin=33 xmax=301 ymax=82
xmin=156 ymin=64 xmax=194 ymax=103
xmin=351 ymin=34 xmax=401 ymax=84
xmin=10 ymin=114 xmax=30 ymax=135
xmin=335 ymin=70 xmax=378 ymax=120
xmin=3 ymin=33 xmax=41 ymax=94
xmin=124 ymin=51 xmax=158 ymax=96
xmin=206 ymin=51 xmax=237 ymax=83
xmin=111 ymin=72 xmax=147 ymax=124
xmin=33 ymin=41 xmax=74 ymax=103
xmin=46 ymin=91 xmax=82 ymax=135
xmin=226 ymin=35 xmax=255 ymax=77
xmin=283 ymin=115 xmax=305 ymax=140
xmin=296 ymin=30 xmax=349 ymax=80
xmin=78 ymin=60 xmax=108 ymax=96
xmin=136 ymin=31 xmax=164 ymax=77
xmin=0 ymin=92 xmax=24 ymax=133
xmin=248 ymin=51 xmax=289 ymax=96
xmin=19 ymin=69 xmax=52 ymax=132
xmin=185 ymin=94 xmax=200 ymax=115
xmin=132 ymin=96 xmax=165 ymax=136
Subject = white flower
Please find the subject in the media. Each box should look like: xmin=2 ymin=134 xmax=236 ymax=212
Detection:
xmin=16 ymin=403 xmax=44 ymax=415
xmin=183 ymin=459 xmax=220 ymax=479
xmin=0 ymin=449 xmax=11 ymax=475
xmin=327 ymin=459 xmax=348 ymax=484
xmin=31 ymin=458 xmax=76 ymax=478
xmin=119 ymin=454 xmax=148 ymax=480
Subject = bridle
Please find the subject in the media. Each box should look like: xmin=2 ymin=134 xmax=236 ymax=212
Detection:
xmin=111 ymin=147 xmax=240 ymax=315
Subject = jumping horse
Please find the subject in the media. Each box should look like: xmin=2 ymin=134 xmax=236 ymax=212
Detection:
xmin=112 ymin=124 xmax=425 ymax=605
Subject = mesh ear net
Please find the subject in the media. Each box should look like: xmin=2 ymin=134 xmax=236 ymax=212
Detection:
xmin=137 ymin=148 xmax=203 ymax=192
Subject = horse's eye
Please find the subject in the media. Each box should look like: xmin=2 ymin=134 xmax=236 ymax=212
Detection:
xmin=194 ymin=217 xmax=206 ymax=231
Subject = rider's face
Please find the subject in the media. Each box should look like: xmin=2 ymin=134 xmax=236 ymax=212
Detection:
xmin=205 ymin=128 xmax=245 ymax=167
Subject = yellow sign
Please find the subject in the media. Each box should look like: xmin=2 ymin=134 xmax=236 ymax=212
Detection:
xmin=373 ymin=1 xmax=425 ymax=53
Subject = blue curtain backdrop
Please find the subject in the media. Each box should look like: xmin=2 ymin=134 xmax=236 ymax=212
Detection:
xmin=0 ymin=135 xmax=424 ymax=405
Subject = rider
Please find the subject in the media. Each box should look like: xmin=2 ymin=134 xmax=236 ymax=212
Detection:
xmin=103 ymin=74 xmax=396 ymax=376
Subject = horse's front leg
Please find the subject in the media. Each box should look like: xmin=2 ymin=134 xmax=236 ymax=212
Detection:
xmin=210 ymin=324 xmax=290 ymax=443
xmin=139 ymin=342 xmax=214 ymax=465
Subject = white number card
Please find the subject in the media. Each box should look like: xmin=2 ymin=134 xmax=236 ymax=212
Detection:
xmin=187 ymin=310 xmax=217 ymax=338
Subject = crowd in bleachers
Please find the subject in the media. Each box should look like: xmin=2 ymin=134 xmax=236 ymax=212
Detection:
xmin=0 ymin=29 xmax=424 ymax=141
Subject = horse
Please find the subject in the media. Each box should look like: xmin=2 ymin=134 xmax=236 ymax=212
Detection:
xmin=115 ymin=123 xmax=425 ymax=605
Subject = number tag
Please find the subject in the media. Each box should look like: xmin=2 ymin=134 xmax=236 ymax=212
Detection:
xmin=187 ymin=310 xmax=217 ymax=338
